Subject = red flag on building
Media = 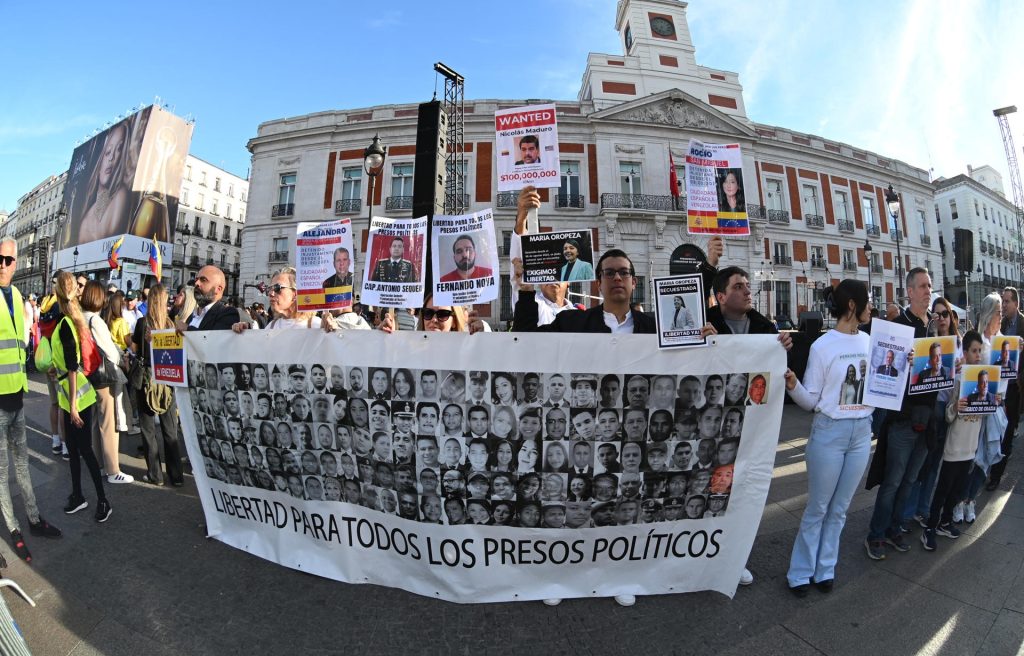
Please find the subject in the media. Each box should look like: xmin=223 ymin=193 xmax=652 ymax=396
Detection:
xmin=669 ymin=151 xmax=680 ymax=198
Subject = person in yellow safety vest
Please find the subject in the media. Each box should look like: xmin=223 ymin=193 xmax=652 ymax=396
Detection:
xmin=38 ymin=281 xmax=66 ymax=457
xmin=51 ymin=271 xmax=111 ymax=523
xmin=0 ymin=239 xmax=62 ymax=562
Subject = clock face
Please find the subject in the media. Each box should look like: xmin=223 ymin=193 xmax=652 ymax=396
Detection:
xmin=650 ymin=16 xmax=675 ymax=37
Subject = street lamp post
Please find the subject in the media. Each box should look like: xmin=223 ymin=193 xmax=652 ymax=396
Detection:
xmin=363 ymin=134 xmax=387 ymax=224
xmin=864 ymin=239 xmax=874 ymax=303
xmin=72 ymin=247 xmax=79 ymax=272
xmin=178 ymin=225 xmax=193 ymax=286
xmin=884 ymin=184 xmax=904 ymax=301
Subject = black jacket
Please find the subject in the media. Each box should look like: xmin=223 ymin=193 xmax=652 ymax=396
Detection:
xmin=188 ymin=301 xmax=246 ymax=331
xmin=706 ymin=305 xmax=777 ymax=335
xmin=512 ymin=291 xmax=655 ymax=334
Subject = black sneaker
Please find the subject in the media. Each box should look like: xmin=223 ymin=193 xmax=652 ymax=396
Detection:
xmin=64 ymin=494 xmax=88 ymax=514
xmin=95 ymin=500 xmax=112 ymax=523
xmin=898 ymin=523 xmax=911 ymax=534
xmin=884 ymin=533 xmax=911 ymax=553
xmin=864 ymin=537 xmax=886 ymax=560
xmin=936 ymin=523 xmax=961 ymax=539
xmin=921 ymin=529 xmax=937 ymax=551
xmin=28 ymin=518 xmax=61 ymax=539
xmin=10 ymin=530 xmax=30 ymax=563
xmin=789 ymin=583 xmax=810 ymax=598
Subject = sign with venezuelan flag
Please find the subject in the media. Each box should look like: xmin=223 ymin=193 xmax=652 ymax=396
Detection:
xmin=150 ymin=329 xmax=187 ymax=386
xmin=685 ymin=140 xmax=749 ymax=236
xmin=295 ymin=219 xmax=355 ymax=312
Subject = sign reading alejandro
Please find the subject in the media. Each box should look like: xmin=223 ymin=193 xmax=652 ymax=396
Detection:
xmin=178 ymin=331 xmax=783 ymax=603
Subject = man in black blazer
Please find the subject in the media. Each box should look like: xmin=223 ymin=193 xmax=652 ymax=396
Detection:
xmin=176 ymin=265 xmax=249 ymax=331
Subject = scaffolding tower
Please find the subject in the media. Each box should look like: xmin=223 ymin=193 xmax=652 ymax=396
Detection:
xmin=994 ymin=106 xmax=1024 ymax=277
xmin=435 ymin=62 xmax=466 ymax=215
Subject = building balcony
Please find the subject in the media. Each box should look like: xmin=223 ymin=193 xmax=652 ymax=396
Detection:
xmin=172 ymin=256 xmax=184 ymax=267
xmin=837 ymin=219 xmax=855 ymax=234
xmin=269 ymin=251 xmax=289 ymax=263
xmin=772 ymin=254 xmax=792 ymax=266
xmin=189 ymin=255 xmax=200 ymax=267
xmin=871 ymin=263 xmax=883 ymax=274
xmin=272 ymin=203 xmax=294 ymax=218
xmin=810 ymin=257 xmax=827 ymax=270
xmin=233 ymin=263 xmax=240 ymax=275
xmin=205 ymin=258 xmax=215 ymax=265
xmin=385 ymin=195 xmax=413 ymax=211
xmin=767 ymin=209 xmax=790 ymax=225
xmin=235 ymin=236 xmax=242 ymax=247
xmin=746 ymin=204 xmax=766 ymax=222
xmin=920 ymin=234 xmax=932 ymax=247
xmin=445 ymin=193 xmax=470 ymax=210
xmin=497 ymin=191 xmax=519 ymax=208
xmin=334 ymin=199 xmax=360 ymax=215
xmin=556 ymin=194 xmax=586 ymax=209
xmin=981 ymin=242 xmax=988 ymax=254
xmin=805 ymin=214 xmax=825 ymax=229
xmin=890 ymin=230 xmax=903 ymax=242
xmin=601 ymin=193 xmax=677 ymax=212
xmin=843 ymin=261 xmax=858 ymax=272
xmin=866 ymin=225 xmax=880 ymax=238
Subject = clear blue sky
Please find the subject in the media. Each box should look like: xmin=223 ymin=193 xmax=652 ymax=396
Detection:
xmin=2 ymin=0 xmax=1021 ymax=211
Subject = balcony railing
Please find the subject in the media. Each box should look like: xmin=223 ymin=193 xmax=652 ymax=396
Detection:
xmin=556 ymin=194 xmax=586 ymax=209
xmin=601 ymin=193 xmax=677 ymax=211
xmin=810 ymin=257 xmax=827 ymax=269
xmin=890 ymin=230 xmax=903 ymax=242
xmin=838 ymin=219 xmax=855 ymax=234
xmin=172 ymin=256 xmax=184 ymax=267
xmin=189 ymin=255 xmax=200 ymax=267
xmin=497 ymin=191 xmax=520 ymax=208
xmin=981 ymin=242 xmax=988 ymax=254
xmin=767 ymin=209 xmax=790 ymax=225
xmin=205 ymin=258 xmax=215 ymax=265
xmin=805 ymin=214 xmax=825 ymax=229
xmin=773 ymin=255 xmax=792 ymax=266
xmin=385 ymin=196 xmax=413 ymax=211
xmin=920 ymin=234 xmax=932 ymax=247
xmin=445 ymin=193 xmax=470 ymax=210
xmin=268 ymin=251 xmax=289 ymax=263
xmin=271 ymin=203 xmax=294 ymax=218
xmin=866 ymin=225 xmax=880 ymax=238
xmin=335 ymin=199 xmax=361 ymax=215
xmin=747 ymin=204 xmax=766 ymax=222
xmin=871 ymin=263 xmax=883 ymax=274
xmin=843 ymin=261 xmax=858 ymax=272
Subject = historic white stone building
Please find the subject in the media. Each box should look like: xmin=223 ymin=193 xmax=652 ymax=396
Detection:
xmin=243 ymin=0 xmax=939 ymax=324
xmin=934 ymin=164 xmax=1022 ymax=310
xmin=10 ymin=172 xmax=67 ymax=296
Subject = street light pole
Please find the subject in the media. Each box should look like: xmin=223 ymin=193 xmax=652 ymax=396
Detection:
xmin=885 ymin=184 xmax=904 ymax=301
xmin=864 ymin=239 xmax=874 ymax=303
xmin=363 ymin=134 xmax=387 ymax=224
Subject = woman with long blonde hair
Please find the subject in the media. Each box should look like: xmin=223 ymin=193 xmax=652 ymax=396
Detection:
xmin=130 ymin=284 xmax=184 ymax=486
xmin=52 ymin=272 xmax=110 ymax=521
xmin=233 ymin=268 xmax=320 ymax=332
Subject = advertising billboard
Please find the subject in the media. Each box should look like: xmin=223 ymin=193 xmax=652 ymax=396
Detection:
xmin=56 ymin=105 xmax=193 ymax=272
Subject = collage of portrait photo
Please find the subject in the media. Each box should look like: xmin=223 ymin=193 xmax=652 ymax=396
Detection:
xmin=186 ymin=360 xmax=768 ymax=529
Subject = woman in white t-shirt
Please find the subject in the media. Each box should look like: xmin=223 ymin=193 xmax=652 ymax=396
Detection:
xmin=783 ymin=279 xmax=873 ymax=597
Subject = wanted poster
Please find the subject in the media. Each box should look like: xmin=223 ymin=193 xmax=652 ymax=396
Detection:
xmin=991 ymin=335 xmax=1019 ymax=381
xmin=861 ymin=319 xmax=914 ymax=411
xmin=654 ymin=275 xmax=707 ymax=349
xmin=958 ymin=364 xmax=1001 ymax=415
xmin=495 ymin=103 xmax=560 ymax=192
xmin=360 ymin=216 xmax=428 ymax=309
xmin=520 ymin=229 xmax=595 ymax=284
xmin=431 ymin=209 xmax=499 ymax=306
xmin=908 ymin=335 xmax=957 ymax=395
xmin=685 ymin=139 xmax=749 ymax=236
xmin=295 ymin=219 xmax=354 ymax=312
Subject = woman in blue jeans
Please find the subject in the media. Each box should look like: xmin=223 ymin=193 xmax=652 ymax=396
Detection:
xmin=784 ymin=280 xmax=873 ymax=596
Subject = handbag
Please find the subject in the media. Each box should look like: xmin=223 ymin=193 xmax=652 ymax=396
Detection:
xmin=85 ymin=317 xmax=120 ymax=389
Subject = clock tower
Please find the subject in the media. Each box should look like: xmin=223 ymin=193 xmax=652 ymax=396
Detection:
xmin=578 ymin=0 xmax=748 ymax=121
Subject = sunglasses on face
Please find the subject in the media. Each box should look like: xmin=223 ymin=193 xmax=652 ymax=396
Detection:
xmin=936 ymin=310 xmax=950 ymax=319
xmin=421 ymin=308 xmax=454 ymax=322
xmin=268 ymin=284 xmax=295 ymax=295
xmin=0 ymin=256 xmax=16 ymax=267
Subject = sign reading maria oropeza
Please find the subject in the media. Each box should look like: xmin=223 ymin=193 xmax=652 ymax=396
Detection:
xmin=520 ymin=229 xmax=596 ymax=284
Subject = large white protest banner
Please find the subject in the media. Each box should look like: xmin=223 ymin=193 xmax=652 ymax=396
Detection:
xmin=178 ymin=331 xmax=784 ymax=603
xmin=495 ymin=103 xmax=560 ymax=192
xmin=431 ymin=210 xmax=499 ymax=306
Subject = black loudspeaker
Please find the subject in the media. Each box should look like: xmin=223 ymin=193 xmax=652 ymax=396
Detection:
xmin=953 ymin=228 xmax=974 ymax=272
xmin=412 ymin=100 xmax=447 ymax=220
xmin=798 ymin=311 xmax=823 ymax=334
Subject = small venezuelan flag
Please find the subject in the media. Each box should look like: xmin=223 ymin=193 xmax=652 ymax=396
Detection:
xmin=149 ymin=236 xmax=162 ymax=280
xmin=107 ymin=235 xmax=124 ymax=269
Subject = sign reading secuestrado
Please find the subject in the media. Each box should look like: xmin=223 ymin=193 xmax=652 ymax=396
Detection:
xmin=150 ymin=329 xmax=187 ymax=387
xmin=495 ymin=103 xmax=560 ymax=192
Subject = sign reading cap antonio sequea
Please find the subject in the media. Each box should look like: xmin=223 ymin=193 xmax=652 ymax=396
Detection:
xmin=360 ymin=216 xmax=428 ymax=309
xmin=495 ymin=103 xmax=560 ymax=192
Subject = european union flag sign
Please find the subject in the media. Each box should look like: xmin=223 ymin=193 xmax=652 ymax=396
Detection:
xmin=150 ymin=329 xmax=187 ymax=386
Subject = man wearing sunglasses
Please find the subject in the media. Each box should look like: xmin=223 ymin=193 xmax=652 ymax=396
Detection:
xmin=175 ymin=265 xmax=250 ymax=332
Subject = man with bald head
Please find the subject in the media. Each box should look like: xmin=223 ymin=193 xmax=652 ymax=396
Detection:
xmin=177 ymin=265 xmax=249 ymax=331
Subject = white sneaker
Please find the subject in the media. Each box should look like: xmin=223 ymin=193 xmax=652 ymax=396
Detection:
xmin=965 ymin=500 xmax=976 ymax=524
xmin=50 ymin=435 xmax=61 ymax=455
xmin=61 ymin=444 xmax=69 ymax=461
xmin=108 ymin=472 xmax=135 ymax=484
xmin=952 ymin=502 xmax=964 ymax=524
xmin=614 ymin=595 xmax=636 ymax=607
xmin=739 ymin=568 xmax=754 ymax=586
xmin=542 ymin=598 xmax=562 ymax=606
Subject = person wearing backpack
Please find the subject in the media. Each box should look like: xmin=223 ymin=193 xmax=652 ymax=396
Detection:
xmin=131 ymin=284 xmax=184 ymax=487
xmin=80 ymin=281 xmax=133 ymax=484
xmin=52 ymin=271 xmax=111 ymax=522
